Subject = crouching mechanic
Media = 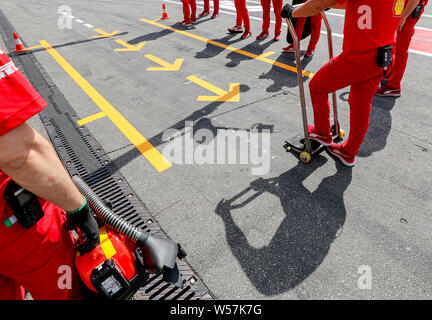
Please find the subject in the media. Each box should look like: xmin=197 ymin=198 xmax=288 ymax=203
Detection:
xmin=0 ymin=47 xmax=99 ymax=299
xmin=282 ymin=0 xmax=416 ymax=166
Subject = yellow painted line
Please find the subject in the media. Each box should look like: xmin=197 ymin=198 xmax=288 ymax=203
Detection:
xmin=144 ymin=54 xmax=184 ymax=71
xmin=114 ymin=39 xmax=146 ymax=52
xmin=140 ymin=18 xmax=315 ymax=78
xmin=187 ymin=76 xmax=240 ymax=102
xmin=27 ymin=44 xmax=43 ymax=50
xmin=77 ymin=111 xmax=106 ymax=126
xmin=256 ymin=51 xmax=275 ymax=59
xmin=91 ymin=28 xmax=120 ymax=38
xmin=39 ymin=40 xmax=172 ymax=173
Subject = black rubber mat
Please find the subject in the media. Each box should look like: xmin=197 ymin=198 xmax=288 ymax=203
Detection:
xmin=0 ymin=9 xmax=212 ymax=301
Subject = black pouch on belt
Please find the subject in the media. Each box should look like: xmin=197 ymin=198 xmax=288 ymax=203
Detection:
xmin=377 ymin=45 xmax=393 ymax=68
xmin=4 ymin=181 xmax=45 ymax=228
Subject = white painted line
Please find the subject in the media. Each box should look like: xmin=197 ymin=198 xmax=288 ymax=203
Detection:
xmin=414 ymin=26 xmax=432 ymax=32
xmin=75 ymin=19 xmax=83 ymax=23
xmin=84 ymin=23 xmax=94 ymax=28
xmin=408 ymin=49 xmax=432 ymax=57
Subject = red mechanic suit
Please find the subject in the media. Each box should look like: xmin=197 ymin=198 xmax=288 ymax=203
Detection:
xmin=290 ymin=0 xmax=322 ymax=51
xmin=260 ymin=0 xmax=283 ymax=36
xmin=181 ymin=0 xmax=197 ymax=23
xmin=309 ymin=0 xmax=404 ymax=158
xmin=235 ymin=0 xmax=251 ymax=31
xmin=386 ymin=0 xmax=429 ymax=89
xmin=203 ymin=0 xmax=219 ymax=15
xmin=0 ymin=48 xmax=81 ymax=300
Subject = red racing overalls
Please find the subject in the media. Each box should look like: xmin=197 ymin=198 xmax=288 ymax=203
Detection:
xmin=309 ymin=0 xmax=404 ymax=157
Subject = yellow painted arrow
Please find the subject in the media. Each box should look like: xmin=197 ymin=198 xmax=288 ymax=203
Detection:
xmin=91 ymin=28 xmax=119 ymax=38
xmin=144 ymin=54 xmax=183 ymax=71
xmin=187 ymin=76 xmax=240 ymax=102
xmin=114 ymin=39 xmax=146 ymax=52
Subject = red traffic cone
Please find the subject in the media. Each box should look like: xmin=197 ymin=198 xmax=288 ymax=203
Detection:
xmin=13 ymin=32 xmax=28 ymax=54
xmin=161 ymin=3 xmax=170 ymax=20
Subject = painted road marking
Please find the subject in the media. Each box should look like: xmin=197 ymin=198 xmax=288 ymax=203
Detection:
xmin=187 ymin=76 xmax=241 ymax=102
xmin=92 ymin=28 xmax=120 ymax=38
xmin=39 ymin=40 xmax=172 ymax=173
xmin=140 ymin=18 xmax=315 ymax=78
xmin=84 ymin=23 xmax=94 ymax=28
xmin=114 ymin=39 xmax=146 ymax=51
xmin=144 ymin=54 xmax=184 ymax=71
xmin=77 ymin=111 xmax=106 ymax=126
xmin=410 ymin=28 xmax=432 ymax=56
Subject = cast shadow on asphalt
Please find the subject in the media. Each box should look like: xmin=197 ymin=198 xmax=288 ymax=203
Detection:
xmin=94 ymin=84 xmax=278 ymax=172
xmin=23 ymin=32 xmax=128 ymax=54
xmin=259 ymin=52 xmax=313 ymax=91
xmin=214 ymin=156 xmax=352 ymax=295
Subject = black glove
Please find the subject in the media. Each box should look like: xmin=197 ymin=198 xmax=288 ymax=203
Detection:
xmin=281 ymin=3 xmax=295 ymax=19
xmin=67 ymin=199 xmax=100 ymax=254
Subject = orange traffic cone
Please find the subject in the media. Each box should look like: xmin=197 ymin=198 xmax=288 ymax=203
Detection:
xmin=161 ymin=3 xmax=170 ymax=20
xmin=13 ymin=32 xmax=27 ymax=54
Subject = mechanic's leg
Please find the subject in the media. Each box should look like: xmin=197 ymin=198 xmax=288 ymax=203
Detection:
xmin=189 ymin=0 xmax=197 ymax=20
xmin=260 ymin=0 xmax=271 ymax=33
xmin=386 ymin=17 xmax=417 ymax=89
xmin=343 ymin=75 xmax=382 ymax=157
xmin=272 ymin=0 xmax=283 ymax=35
xmin=182 ymin=0 xmax=191 ymax=22
xmin=234 ymin=0 xmax=243 ymax=26
xmin=307 ymin=14 xmax=322 ymax=51
xmin=309 ymin=55 xmax=354 ymax=136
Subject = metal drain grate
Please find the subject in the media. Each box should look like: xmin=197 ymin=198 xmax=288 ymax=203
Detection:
xmin=0 ymin=9 xmax=212 ymax=301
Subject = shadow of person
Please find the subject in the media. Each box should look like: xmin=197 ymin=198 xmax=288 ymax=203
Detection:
xmin=192 ymin=117 xmax=274 ymax=144
xmin=195 ymin=34 xmax=241 ymax=59
xmin=215 ymin=156 xmax=352 ymax=295
xmin=225 ymin=39 xmax=275 ymax=68
xmin=259 ymin=51 xmax=313 ymax=92
xmin=128 ymin=29 xmax=173 ymax=44
xmin=337 ymin=92 xmax=397 ymax=158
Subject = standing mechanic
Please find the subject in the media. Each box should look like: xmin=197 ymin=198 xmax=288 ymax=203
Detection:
xmin=376 ymin=0 xmax=429 ymax=97
xmin=179 ymin=0 xmax=197 ymax=26
xmin=282 ymin=0 xmax=417 ymax=166
xmin=0 ymin=46 xmax=99 ymax=299
xmin=283 ymin=0 xmax=322 ymax=57
xmin=200 ymin=0 xmax=220 ymax=19
xmin=228 ymin=0 xmax=253 ymax=39
xmin=258 ymin=0 xmax=283 ymax=41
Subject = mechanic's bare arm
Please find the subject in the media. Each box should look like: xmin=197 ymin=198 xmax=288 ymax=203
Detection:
xmin=0 ymin=123 xmax=84 ymax=212
xmin=398 ymin=0 xmax=421 ymax=31
xmin=292 ymin=0 xmax=344 ymax=18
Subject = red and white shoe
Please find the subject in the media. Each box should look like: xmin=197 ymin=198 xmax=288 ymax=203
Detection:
xmin=256 ymin=31 xmax=269 ymax=40
xmin=304 ymin=48 xmax=315 ymax=57
xmin=228 ymin=25 xmax=243 ymax=33
xmin=327 ymin=143 xmax=356 ymax=167
xmin=178 ymin=20 xmax=191 ymax=26
xmin=375 ymin=85 xmax=401 ymax=97
xmin=199 ymin=10 xmax=210 ymax=17
xmin=273 ymin=32 xmax=281 ymax=41
xmin=241 ymin=29 xmax=252 ymax=39
xmin=307 ymin=125 xmax=333 ymax=146
xmin=283 ymin=44 xmax=295 ymax=53
xmin=211 ymin=12 xmax=219 ymax=19
xmin=191 ymin=16 xmax=197 ymax=23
